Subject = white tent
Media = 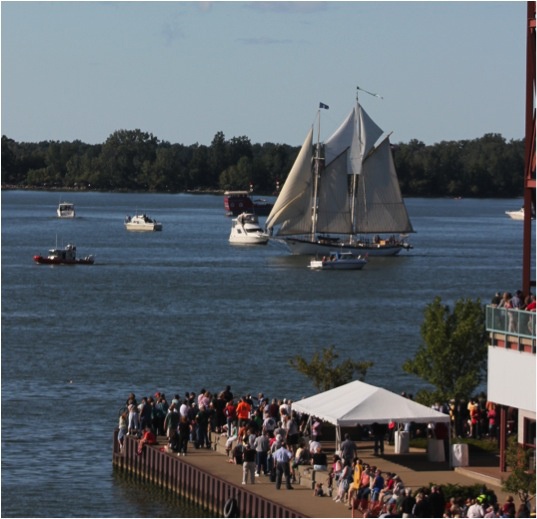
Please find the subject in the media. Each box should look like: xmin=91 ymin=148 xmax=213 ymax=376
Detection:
xmin=292 ymin=380 xmax=450 ymax=450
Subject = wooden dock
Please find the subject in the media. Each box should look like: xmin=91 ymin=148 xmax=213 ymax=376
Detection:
xmin=112 ymin=430 xmax=510 ymax=518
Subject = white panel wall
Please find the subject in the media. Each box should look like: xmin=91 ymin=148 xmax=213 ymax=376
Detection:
xmin=488 ymin=347 xmax=536 ymax=412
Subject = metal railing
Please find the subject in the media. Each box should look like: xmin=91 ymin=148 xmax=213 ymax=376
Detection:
xmin=486 ymin=306 xmax=536 ymax=339
xmin=486 ymin=305 xmax=536 ymax=353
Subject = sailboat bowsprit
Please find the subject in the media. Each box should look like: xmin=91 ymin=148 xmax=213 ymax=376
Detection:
xmin=266 ymin=91 xmax=414 ymax=256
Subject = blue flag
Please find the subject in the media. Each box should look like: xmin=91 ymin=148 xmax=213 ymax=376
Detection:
xmin=319 ymin=102 xmax=329 ymax=109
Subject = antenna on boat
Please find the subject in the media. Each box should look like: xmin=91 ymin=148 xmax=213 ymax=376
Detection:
xmin=356 ymin=85 xmax=383 ymax=100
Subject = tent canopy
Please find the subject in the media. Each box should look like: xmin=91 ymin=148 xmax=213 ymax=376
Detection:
xmin=292 ymin=380 xmax=450 ymax=427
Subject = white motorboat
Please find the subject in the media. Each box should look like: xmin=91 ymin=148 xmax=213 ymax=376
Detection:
xmin=265 ymin=88 xmax=414 ymax=256
xmin=229 ymin=213 xmax=269 ymax=245
xmin=505 ymin=208 xmax=533 ymax=220
xmin=124 ymin=214 xmax=162 ymax=232
xmin=309 ymin=251 xmax=368 ymax=270
xmin=57 ymin=202 xmax=75 ymax=218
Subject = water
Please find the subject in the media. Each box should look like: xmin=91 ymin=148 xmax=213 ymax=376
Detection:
xmin=1 ymin=191 xmax=533 ymax=517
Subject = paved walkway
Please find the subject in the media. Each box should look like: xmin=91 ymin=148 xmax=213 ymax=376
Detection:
xmin=171 ymin=435 xmax=512 ymax=518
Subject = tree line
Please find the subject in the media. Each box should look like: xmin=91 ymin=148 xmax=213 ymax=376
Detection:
xmin=1 ymin=130 xmax=525 ymax=197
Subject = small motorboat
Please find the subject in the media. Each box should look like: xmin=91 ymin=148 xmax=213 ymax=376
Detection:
xmin=33 ymin=243 xmax=94 ymax=265
xmin=124 ymin=214 xmax=163 ymax=232
xmin=229 ymin=212 xmax=269 ymax=245
xmin=57 ymin=202 xmax=75 ymax=218
xmin=505 ymin=207 xmax=534 ymax=220
xmin=309 ymin=251 xmax=368 ymax=270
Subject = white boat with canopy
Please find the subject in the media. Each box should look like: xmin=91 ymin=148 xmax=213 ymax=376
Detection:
xmin=265 ymin=87 xmax=414 ymax=256
xmin=229 ymin=213 xmax=269 ymax=245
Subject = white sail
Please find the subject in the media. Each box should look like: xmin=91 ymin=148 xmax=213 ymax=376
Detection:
xmin=268 ymin=95 xmax=414 ymax=245
xmin=266 ymin=128 xmax=314 ymax=235
xmin=355 ymin=130 xmax=414 ymax=234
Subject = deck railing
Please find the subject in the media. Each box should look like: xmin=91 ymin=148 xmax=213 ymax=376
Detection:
xmin=486 ymin=305 xmax=536 ymax=353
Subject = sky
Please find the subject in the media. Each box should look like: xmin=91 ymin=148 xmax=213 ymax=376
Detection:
xmin=1 ymin=1 xmax=528 ymax=147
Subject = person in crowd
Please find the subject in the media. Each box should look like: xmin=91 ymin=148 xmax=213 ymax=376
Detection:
xmin=267 ymin=398 xmax=280 ymax=421
xmin=428 ymin=485 xmax=445 ymax=517
xmin=412 ymin=491 xmax=432 ymax=518
xmin=195 ymin=404 xmax=211 ymax=449
xmin=236 ymin=396 xmax=251 ymax=428
xmin=128 ymin=403 xmax=140 ymax=436
xmin=222 ymin=385 xmax=233 ymax=403
xmin=340 ymin=433 xmax=358 ymax=465
xmin=224 ymin=398 xmax=237 ymax=436
xmin=179 ymin=399 xmax=189 ymax=420
xmin=138 ymin=397 xmax=152 ymax=432
xmin=242 ymin=440 xmax=256 ymax=484
xmin=502 ymin=496 xmax=516 ymax=518
xmin=254 ymin=430 xmax=270 ymax=477
xmin=467 ymin=496 xmax=486 ymax=518
xmin=164 ymin=404 xmax=180 ymax=442
xmin=311 ymin=446 xmax=328 ymax=471
xmin=213 ymin=392 xmax=227 ymax=434
xmin=346 ymin=458 xmax=363 ymax=509
xmin=177 ymin=415 xmax=190 ymax=456
xmin=137 ymin=425 xmax=157 ymax=455
xmin=400 ymin=488 xmax=416 ymax=518
xmin=377 ymin=472 xmax=395 ymax=503
xmin=153 ymin=395 xmax=168 ymax=436
xmin=273 ymin=442 xmax=294 ymax=490
xmin=312 ymin=417 xmax=323 ymax=442
xmin=327 ymin=453 xmax=343 ymax=497
xmin=225 ymin=421 xmax=239 ymax=459
xmin=333 ymin=458 xmax=353 ymax=503
xmin=371 ymin=422 xmax=388 ymax=455
xmin=262 ymin=410 xmax=277 ymax=437
xmin=232 ymin=440 xmax=244 ymax=465
xmin=283 ymin=412 xmax=299 ymax=450
xmin=370 ymin=468 xmax=385 ymax=504
xmin=117 ymin=411 xmax=128 ymax=452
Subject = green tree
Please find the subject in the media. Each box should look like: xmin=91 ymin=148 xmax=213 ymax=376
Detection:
xmin=288 ymin=345 xmax=373 ymax=392
xmin=502 ymin=435 xmax=536 ymax=510
xmin=402 ymin=297 xmax=487 ymax=405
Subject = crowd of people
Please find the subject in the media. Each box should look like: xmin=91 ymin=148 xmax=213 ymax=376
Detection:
xmin=116 ymin=385 xmax=530 ymax=517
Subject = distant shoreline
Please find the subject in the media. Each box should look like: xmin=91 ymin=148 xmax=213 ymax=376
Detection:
xmin=0 ymin=185 xmax=522 ymax=200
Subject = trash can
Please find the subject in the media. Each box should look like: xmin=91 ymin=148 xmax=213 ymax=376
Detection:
xmin=394 ymin=431 xmax=409 ymax=454
xmin=427 ymin=438 xmax=445 ymax=462
xmin=451 ymin=443 xmax=469 ymax=467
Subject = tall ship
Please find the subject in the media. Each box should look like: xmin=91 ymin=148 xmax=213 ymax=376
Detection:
xmin=266 ymin=88 xmax=414 ymax=256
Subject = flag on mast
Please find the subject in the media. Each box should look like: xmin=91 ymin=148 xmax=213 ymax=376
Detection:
xmin=319 ymin=102 xmax=329 ymax=109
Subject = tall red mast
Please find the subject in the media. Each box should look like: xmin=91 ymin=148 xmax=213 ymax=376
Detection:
xmin=522 ymin=1 xmax=536 ymax=294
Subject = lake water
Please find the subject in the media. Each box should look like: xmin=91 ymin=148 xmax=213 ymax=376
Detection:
xmin=1 ymin=191 xmax=533 ymax=517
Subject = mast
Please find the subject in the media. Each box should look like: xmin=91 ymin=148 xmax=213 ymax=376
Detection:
xmin=312 ymin=105 xmax=327 ymax=239
xmin=350 ymin=88 xmax=360 ymax=238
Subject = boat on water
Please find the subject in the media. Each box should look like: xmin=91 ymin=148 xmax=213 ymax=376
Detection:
xmin=265 ymin=88 xmax=414 ymax=256
xmin=124 ymin=214 xmax=162 ymax=232
xmin=505 ymin=207 xmax=534 ymax=220
xmin=57 ymin=202 xmax=75 ymax=218
xmin=229 ymin=213 xmax=269 ymax=245
xmin=33 ymin=243 xmax=94 ymax=265
xmin=309 ymin=251 xmax=367 ymax=270
xmin=224 ymin=191 xmax=274 ymax=216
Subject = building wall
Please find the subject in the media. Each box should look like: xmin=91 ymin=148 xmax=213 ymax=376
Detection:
xmin=487 ymin=346 xmax=536 ymax=412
